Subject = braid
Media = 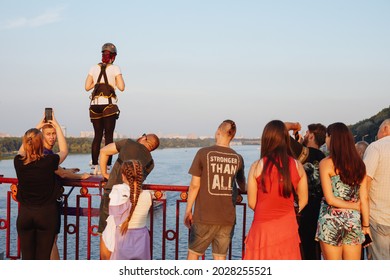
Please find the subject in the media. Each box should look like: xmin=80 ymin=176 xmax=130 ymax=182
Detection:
xmin=120 ymin=160 xmax=144 ymax=235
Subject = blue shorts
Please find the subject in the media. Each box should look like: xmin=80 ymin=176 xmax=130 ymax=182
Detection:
xmin=188 ymin=222 xmax=234 ymax=257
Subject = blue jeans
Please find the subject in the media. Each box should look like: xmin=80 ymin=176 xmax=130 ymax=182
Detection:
xmin=367 ymin=219 xmax=390 ymax=260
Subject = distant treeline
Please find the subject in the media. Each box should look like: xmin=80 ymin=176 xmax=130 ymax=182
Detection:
xmin=349 ymin=106 xmax=390 ymax=143
xmin=0 ymin=137 xmax=259 ymax=160
xmin=1 ymin=106 xmax=389 ymax=160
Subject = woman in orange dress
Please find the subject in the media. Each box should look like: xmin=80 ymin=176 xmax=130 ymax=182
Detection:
xmin=244 ymin=120 xmax=308 ymax=260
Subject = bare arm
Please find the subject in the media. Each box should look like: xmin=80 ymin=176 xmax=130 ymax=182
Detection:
xmin=55 ymin=167 xmax=91 ymax=180
xmin=284 ymin=122 xmax=301 ymax=133
xmin=320 ymin=158 xmax=360 ymax=210
xmin=296 ymin=160 xmax=308 ymax=212
xmin=115 ymin=74 xmax=125 ymax=91
xmin=85 ymin=74 xmax=94 ymax=91
xmin=359 ymin=175 xmax=371 ymax=235
xmin=99 ymin=143 xmax=119 ymax=179
xmin=50 ymin=113 xmax=68 ymax=165
xmin=247 ymin=160 xmax=262 ymax=210
xmin=183 ymin=176 xmax=201 ymax=228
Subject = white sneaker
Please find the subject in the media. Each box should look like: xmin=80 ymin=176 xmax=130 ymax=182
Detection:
xmin=90 ymin=165 xmax=101 ymax=175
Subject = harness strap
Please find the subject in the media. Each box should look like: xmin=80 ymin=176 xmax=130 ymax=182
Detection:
xmin=96 ymin=63 xmax=106 ymax=84
xmin=91 ymin=63 xmax=115 ymax=104
xmin=100 ymin=65 xmax=112 ymax=104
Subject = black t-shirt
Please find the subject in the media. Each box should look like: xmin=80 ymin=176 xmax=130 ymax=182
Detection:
xmin=14 ymin=154 xmax=60 ymax=206
xmin=289 ymin=136 xmax=325 ymax=198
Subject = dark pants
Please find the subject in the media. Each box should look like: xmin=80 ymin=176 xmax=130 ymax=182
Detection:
xmin=17 ymin=203 xmax=58 ymax=260
xmin=298 ymin=196 xmax=322 ymax=260
xmin=91 ymin=114 xmax=117 ymax=165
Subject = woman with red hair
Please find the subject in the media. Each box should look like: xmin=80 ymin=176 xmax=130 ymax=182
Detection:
xmin=85 ymin=43 xmax=125 ymax=174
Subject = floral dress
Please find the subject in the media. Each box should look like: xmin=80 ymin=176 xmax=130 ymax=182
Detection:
xmin=315 ymin=175 xmax=364 ymax=246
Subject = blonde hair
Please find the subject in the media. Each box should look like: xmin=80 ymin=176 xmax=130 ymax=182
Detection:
xmin=21 ymin=128 xmax=44 ymax=165
xmin=120 ymin=160 xmax=144 ymax=235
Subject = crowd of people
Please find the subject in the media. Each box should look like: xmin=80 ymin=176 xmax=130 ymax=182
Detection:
xmin=12 ymin=42 xmax=390 ymax=260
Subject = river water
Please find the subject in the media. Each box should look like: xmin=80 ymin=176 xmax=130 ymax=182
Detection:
xmin=0 ymin=145 xmax=260 ymax=260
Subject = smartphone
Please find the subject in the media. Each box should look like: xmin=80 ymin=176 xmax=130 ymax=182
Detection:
xmin=45 ymin=108 xmax=53 ymax=122
xmin=294 ymin=131 xmax=300 ymax=141
xmin=362 ymin=233 xmax=372 ymax=247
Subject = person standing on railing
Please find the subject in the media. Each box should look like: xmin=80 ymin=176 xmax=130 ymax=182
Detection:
xmin=102 ymin=160 xmax=152 ymax=260
xmin=184 ymin=120 xmax=246 ymax=260
xmin=38 ymin=119 xmax=91 ymax=260
xmin=244 ymin=120 xmax=308 ymax=260
xmin=14 ymin=112 xmax=68 ymax=260
xmin=85 ymin=42 xmax=125 ymax=175
xmin=98 ymin=133 xmax=160 ymax=260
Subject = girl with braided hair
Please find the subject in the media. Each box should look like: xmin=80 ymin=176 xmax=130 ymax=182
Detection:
xmin=102 ymin=160 xmax=152 ymax=260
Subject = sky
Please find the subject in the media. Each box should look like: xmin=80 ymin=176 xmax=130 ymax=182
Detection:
xmin=0 ymin=0 xmax=389 ymax=138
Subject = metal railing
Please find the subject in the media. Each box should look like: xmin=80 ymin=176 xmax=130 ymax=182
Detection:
xmin=0 ymin=175 xmax=248 ymax=260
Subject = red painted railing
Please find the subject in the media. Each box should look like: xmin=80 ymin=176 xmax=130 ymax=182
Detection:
xmin=0 ymin=175 xmax=248 ymax=260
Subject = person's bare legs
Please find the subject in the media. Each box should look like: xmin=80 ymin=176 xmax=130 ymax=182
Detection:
xmin=342 ymin=244 xmax=362 ymax=260
xmin=100 ymin=236 xmax=111 ymax=260
xmin=320 ymin=241 xmax=342 ymax=260
xmin=187 ymin=250 xmax=200 ymax=260
xmin=50 ymin=235 xmax=60 ymax=260
xmin=213 ymin=254 xmax=226 ymax=260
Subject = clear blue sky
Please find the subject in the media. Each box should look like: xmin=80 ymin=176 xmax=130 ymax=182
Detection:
xmin=1 ymin=0 xmax=389 ymax=138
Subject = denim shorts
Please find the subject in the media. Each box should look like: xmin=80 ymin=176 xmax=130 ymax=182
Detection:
xmin=188 ymin=222 xmax=234 ymax=257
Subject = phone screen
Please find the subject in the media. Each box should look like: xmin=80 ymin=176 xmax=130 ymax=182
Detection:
xmin=45 ymin=108 xmax=53 ymax=122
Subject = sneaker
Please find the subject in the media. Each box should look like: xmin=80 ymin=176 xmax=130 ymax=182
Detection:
xmin=90 ymin=165 xmax=101 ymax=175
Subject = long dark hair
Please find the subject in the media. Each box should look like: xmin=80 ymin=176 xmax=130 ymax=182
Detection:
xmin=260 ymin=120 xmax=294 ymax=198
xmin=327 ymin=122 xmax=366 ymax=186
xmin=120 ymin=160 xmax=144 ymax=235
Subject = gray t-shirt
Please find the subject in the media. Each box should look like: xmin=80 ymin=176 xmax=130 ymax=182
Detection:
xmin=104 ymin=139 xmax=154 ymax=191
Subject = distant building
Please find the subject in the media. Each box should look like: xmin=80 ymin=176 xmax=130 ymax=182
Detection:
xmin=80 ymin=131 xmax=94 ymax=138
xmin=0 ymin=132 xmax=12 ymax=138
xmin=80 ymin=131 xmax=120 ymax=139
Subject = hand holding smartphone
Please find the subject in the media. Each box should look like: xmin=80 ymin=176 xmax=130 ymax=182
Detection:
xmin=44 ymin=108 xmax=53 ymax=123
xmin=294 ymin=131 xmax=300 ymax=141
xmin=362 ymin=233 xmax=372 ymax=247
